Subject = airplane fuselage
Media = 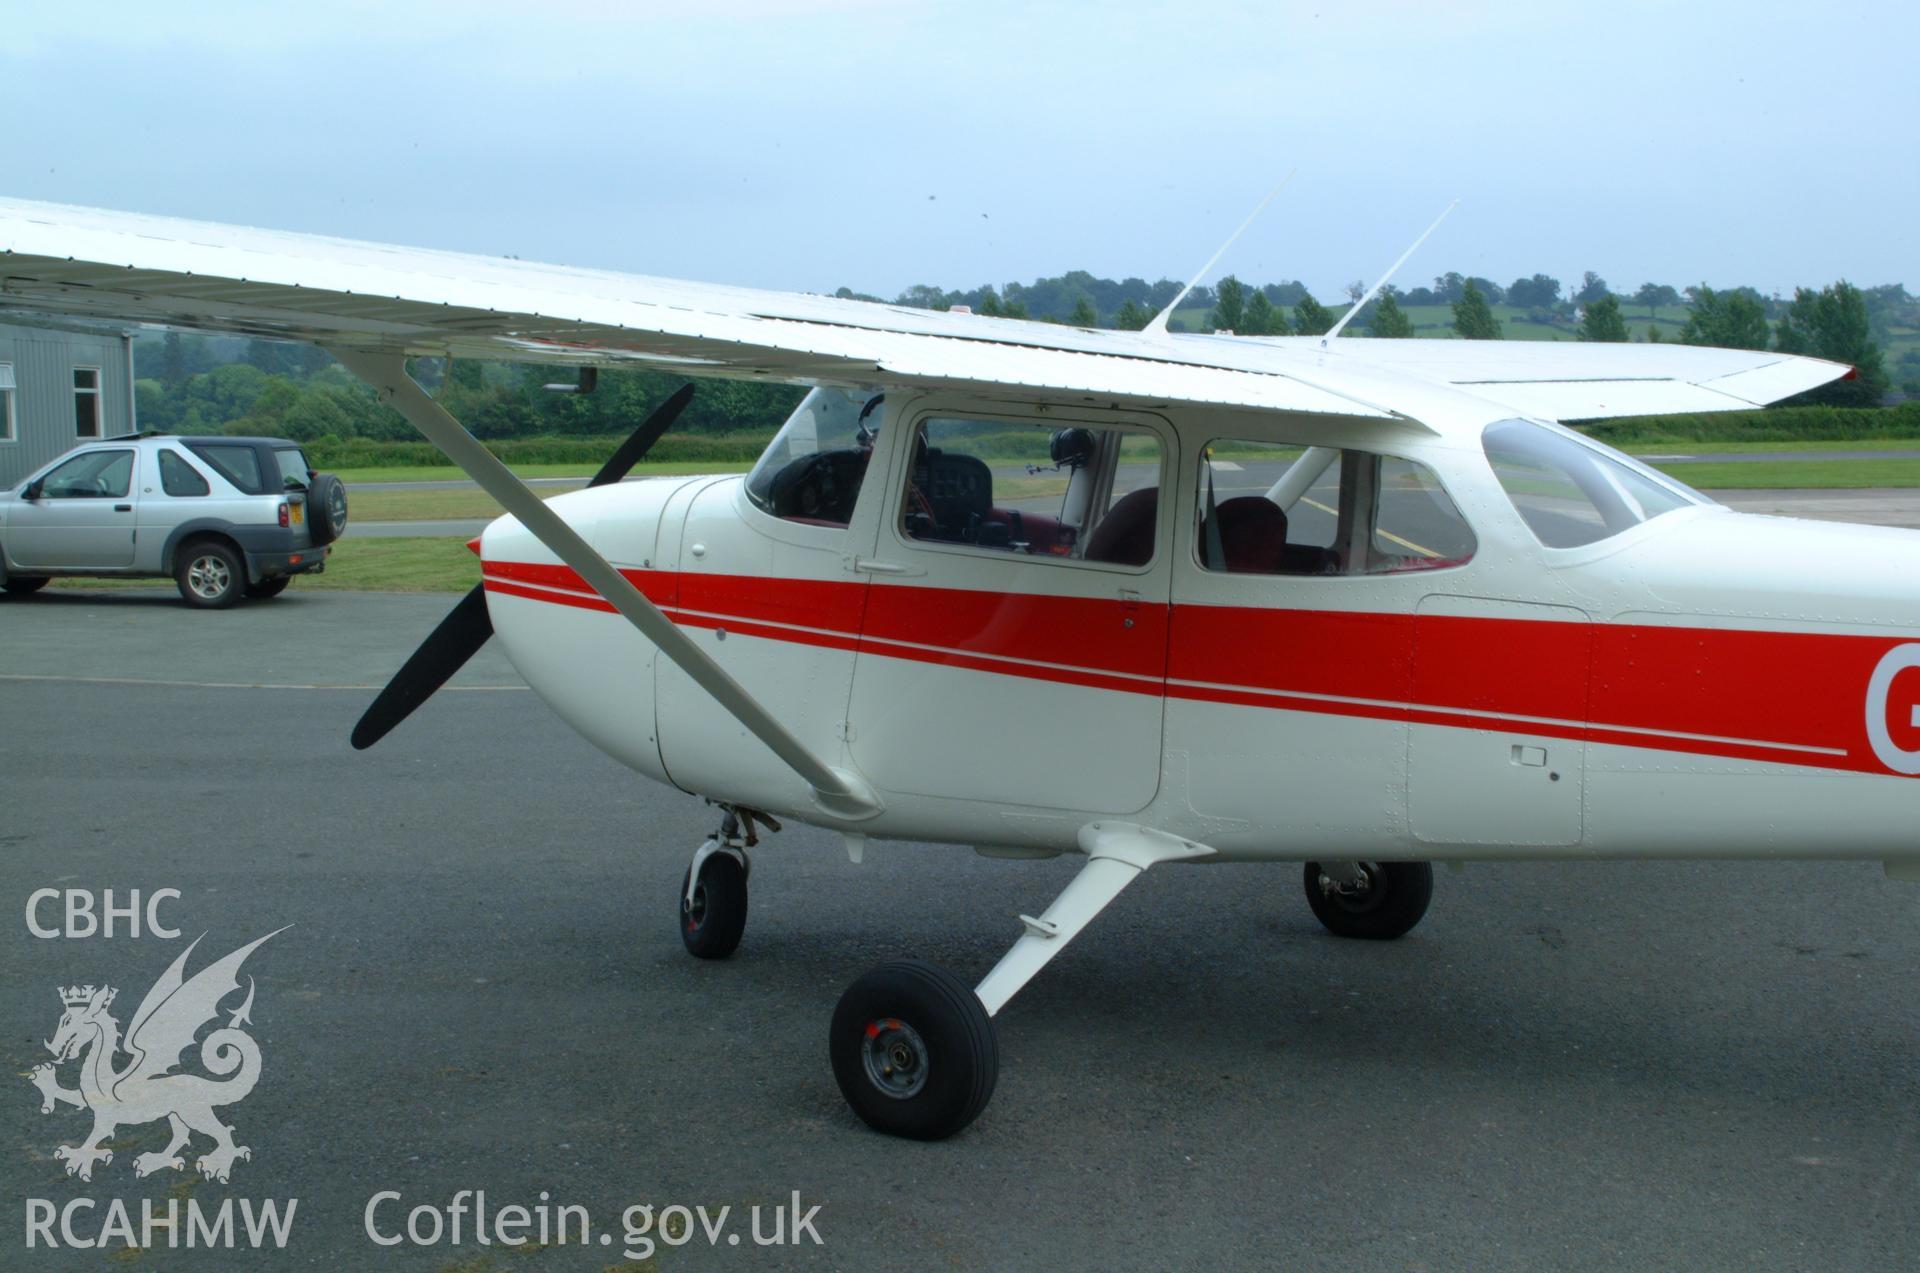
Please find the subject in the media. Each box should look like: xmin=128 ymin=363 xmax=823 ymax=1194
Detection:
xmin=478 ymin=391 xmax=1920 ymax=869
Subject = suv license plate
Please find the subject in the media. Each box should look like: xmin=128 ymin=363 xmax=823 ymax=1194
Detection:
xmin=291 ymin=503 xmax=304 ymax=524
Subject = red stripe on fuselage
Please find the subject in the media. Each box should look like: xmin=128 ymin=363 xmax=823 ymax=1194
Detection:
xmin=481 ymin=561 xmax=1917 ymax=778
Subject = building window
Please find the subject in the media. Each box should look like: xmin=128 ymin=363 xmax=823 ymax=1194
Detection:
xmin=73 ymin=367 xmax=101 ymax=438
xmin=0 ymin=363 xmax=14 ymax=442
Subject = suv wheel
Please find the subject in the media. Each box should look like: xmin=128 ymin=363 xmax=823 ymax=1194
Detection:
xmin=307 ymin=473 xmax=348 ymax=545
xmin=176 ymin=542 xmax=245 ymax=609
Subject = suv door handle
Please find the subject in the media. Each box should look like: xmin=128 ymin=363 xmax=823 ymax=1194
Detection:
xmin=113 ymin=504 xmax=132 ymax=512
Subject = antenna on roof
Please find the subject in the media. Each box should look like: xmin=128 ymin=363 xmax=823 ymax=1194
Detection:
xmin=1320 ymin=199 xmax=1458 ymax=345
xmin=1142 ymin=169 xmax=1297 ymax=336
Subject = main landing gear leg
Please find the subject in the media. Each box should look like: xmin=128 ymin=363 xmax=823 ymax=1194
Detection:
xmin=680 ymin=807 xmax=779 ymax=960
xmin=829 ymin=822 xmax=1213 ymax=1140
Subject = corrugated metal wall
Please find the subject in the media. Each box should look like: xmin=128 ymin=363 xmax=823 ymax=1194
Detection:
xmin=0 ymin=321 xmax=136 ymax=488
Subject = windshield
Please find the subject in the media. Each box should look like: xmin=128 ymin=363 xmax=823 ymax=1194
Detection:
xmin=744 ymin=386 xmax=882 ymax=523
xmin=1483 ymin=419 xmax=1701 ymax=549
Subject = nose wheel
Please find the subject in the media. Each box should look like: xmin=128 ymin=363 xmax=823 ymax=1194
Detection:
xmin=680 ymin=851 xmax=748 ymax=959
xmin=830 ymin=960 xmax=998 ymax=1141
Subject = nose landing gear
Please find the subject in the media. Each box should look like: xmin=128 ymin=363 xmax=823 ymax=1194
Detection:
xmin=679 ymin=808 xmax=775 ymax=960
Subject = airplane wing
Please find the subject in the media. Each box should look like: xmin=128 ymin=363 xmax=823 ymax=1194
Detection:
xmin=1269 ymin=335 xmax=1854 ymax=421
xmin=0 ymin=197 xmax=1393 ymax=421
xmin=0 ymin=198 xmax=1847 ymax=424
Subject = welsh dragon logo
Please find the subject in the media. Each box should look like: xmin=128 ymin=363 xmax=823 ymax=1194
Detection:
xmin=28 ymin=929 xmax=285 ymax=1183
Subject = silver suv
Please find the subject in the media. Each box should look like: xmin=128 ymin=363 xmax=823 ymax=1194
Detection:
xmin=0 ymin=434 xmax=347 ymax=608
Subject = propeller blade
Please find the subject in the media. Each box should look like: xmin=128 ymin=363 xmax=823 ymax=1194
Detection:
xmin=351 ymin=382 xmax=693 ymax=750
xmin=350 ymin=585 xmax=493 ymax=750
xmin=588 ymin=383 xmax=695 ymax=487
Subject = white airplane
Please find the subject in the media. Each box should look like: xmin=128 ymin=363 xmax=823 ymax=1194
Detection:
xmin=1 ymin=197 xmax=1905 ymax=1141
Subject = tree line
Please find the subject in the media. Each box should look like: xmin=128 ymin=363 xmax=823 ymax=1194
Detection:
xmin=134 ymin=330 xmax=804 ymax=442
xmin=1424 ymin=278 xmax=1890 ymax=407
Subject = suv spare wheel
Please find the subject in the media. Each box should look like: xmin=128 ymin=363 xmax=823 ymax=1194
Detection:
xmin=307 ymin=472 xmax=348 ymax=545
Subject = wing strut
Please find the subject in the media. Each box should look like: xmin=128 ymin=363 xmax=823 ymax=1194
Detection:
xmin=327 ymin=347 xmax=882 ymax=821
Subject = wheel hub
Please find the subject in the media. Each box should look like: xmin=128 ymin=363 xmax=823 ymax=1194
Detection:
xmin=861 ymin=1018 xmax=929 ymax=1099
xmin=187 ymin=555 xmax=230 ymax=599
xmin=1319 ymin=862 xmax=1388 ymax=914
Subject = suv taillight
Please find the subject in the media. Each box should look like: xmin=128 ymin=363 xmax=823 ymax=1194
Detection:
xmin=277 ymin=501 xmax=289 ymax=528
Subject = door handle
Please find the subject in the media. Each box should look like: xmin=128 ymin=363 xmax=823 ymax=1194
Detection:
xmin=852 ymin=557 xmax=924 ymax=576
xmin=113 ymin=504 xmax=132 ymax=512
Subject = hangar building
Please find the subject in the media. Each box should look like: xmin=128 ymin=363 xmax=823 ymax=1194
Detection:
xmin=0 ymin=318 xmax=138 ymax=488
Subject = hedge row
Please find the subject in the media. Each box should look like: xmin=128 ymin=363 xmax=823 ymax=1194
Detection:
xmin=307 ymin=402 xmax=1920 ymax=468
xmin=308 ymin=431 xmax=773 ymax=469
xmin=1580 ymin=402 xmax=1920 ymax=445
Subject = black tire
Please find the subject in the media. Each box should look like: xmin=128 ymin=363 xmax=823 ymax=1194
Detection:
xmin=3 ymin=576 xmax=50 ymax=596
xmin=830 ymin=960 xmax=998 ymax=1140
xmin=306 ymin=473 xmax=348 ymax=546
xmin=245 ymin=576 xmax=292 ymax=599
xmin=175 ymin=540 xmax=245 ymax=609
xmin=679 ymin=853 xmax=747 ymax=959
xmin=1303 ymin=860 xmax=1433 ymax=940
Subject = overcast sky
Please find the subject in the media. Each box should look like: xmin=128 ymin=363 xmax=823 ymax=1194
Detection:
xmin=3 ymin=1 xmax=1911 ymax=301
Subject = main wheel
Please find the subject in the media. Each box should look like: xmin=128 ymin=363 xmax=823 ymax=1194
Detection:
xmin=830 ymin=960 xmax=998 ymax=1140
xmin=1304 ymin=860 xmax=1433 ymax=940
xmin=246 ymin=576 xmax=291 ymax=599
xmin=3 ymin=576 xmax=50 ymax=596
xmin=175 ymin=541 xmax=245 ymax=609
xmin=679 ymin=852 xmax=747 ymax=959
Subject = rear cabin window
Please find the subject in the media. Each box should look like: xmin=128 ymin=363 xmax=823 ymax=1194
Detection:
xmin=1196 ymin=439 xmax=1474 ymax=575
xmin=1483 ymin=419 xmax=1697 ymax=549
xmin=159 ymin=449 xmax=210 ymax=497
xmin=745 ymin=387 xmax=882 ymax=527
xmin=186 ymin=443 xmax=267 ymax=494
xmin=900 ymin=416 xmax=1163 ymax=566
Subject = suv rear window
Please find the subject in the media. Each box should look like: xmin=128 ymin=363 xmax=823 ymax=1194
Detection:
xmin=186 ymin=443 xmax=267 ymax=494
xmin=273 ymin=448 xmax=312 ymax=491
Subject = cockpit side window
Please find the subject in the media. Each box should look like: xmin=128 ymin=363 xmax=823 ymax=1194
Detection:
xmin=897 ymin=416 xmax=1162 ymax=567
xmin=1196 ymin=439 xmax=1475 ymax=576
xmin=1483 ymin=419 xmax=1699 ymax=549
xmin=744 ymin=387 xmax=883 ymax=526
